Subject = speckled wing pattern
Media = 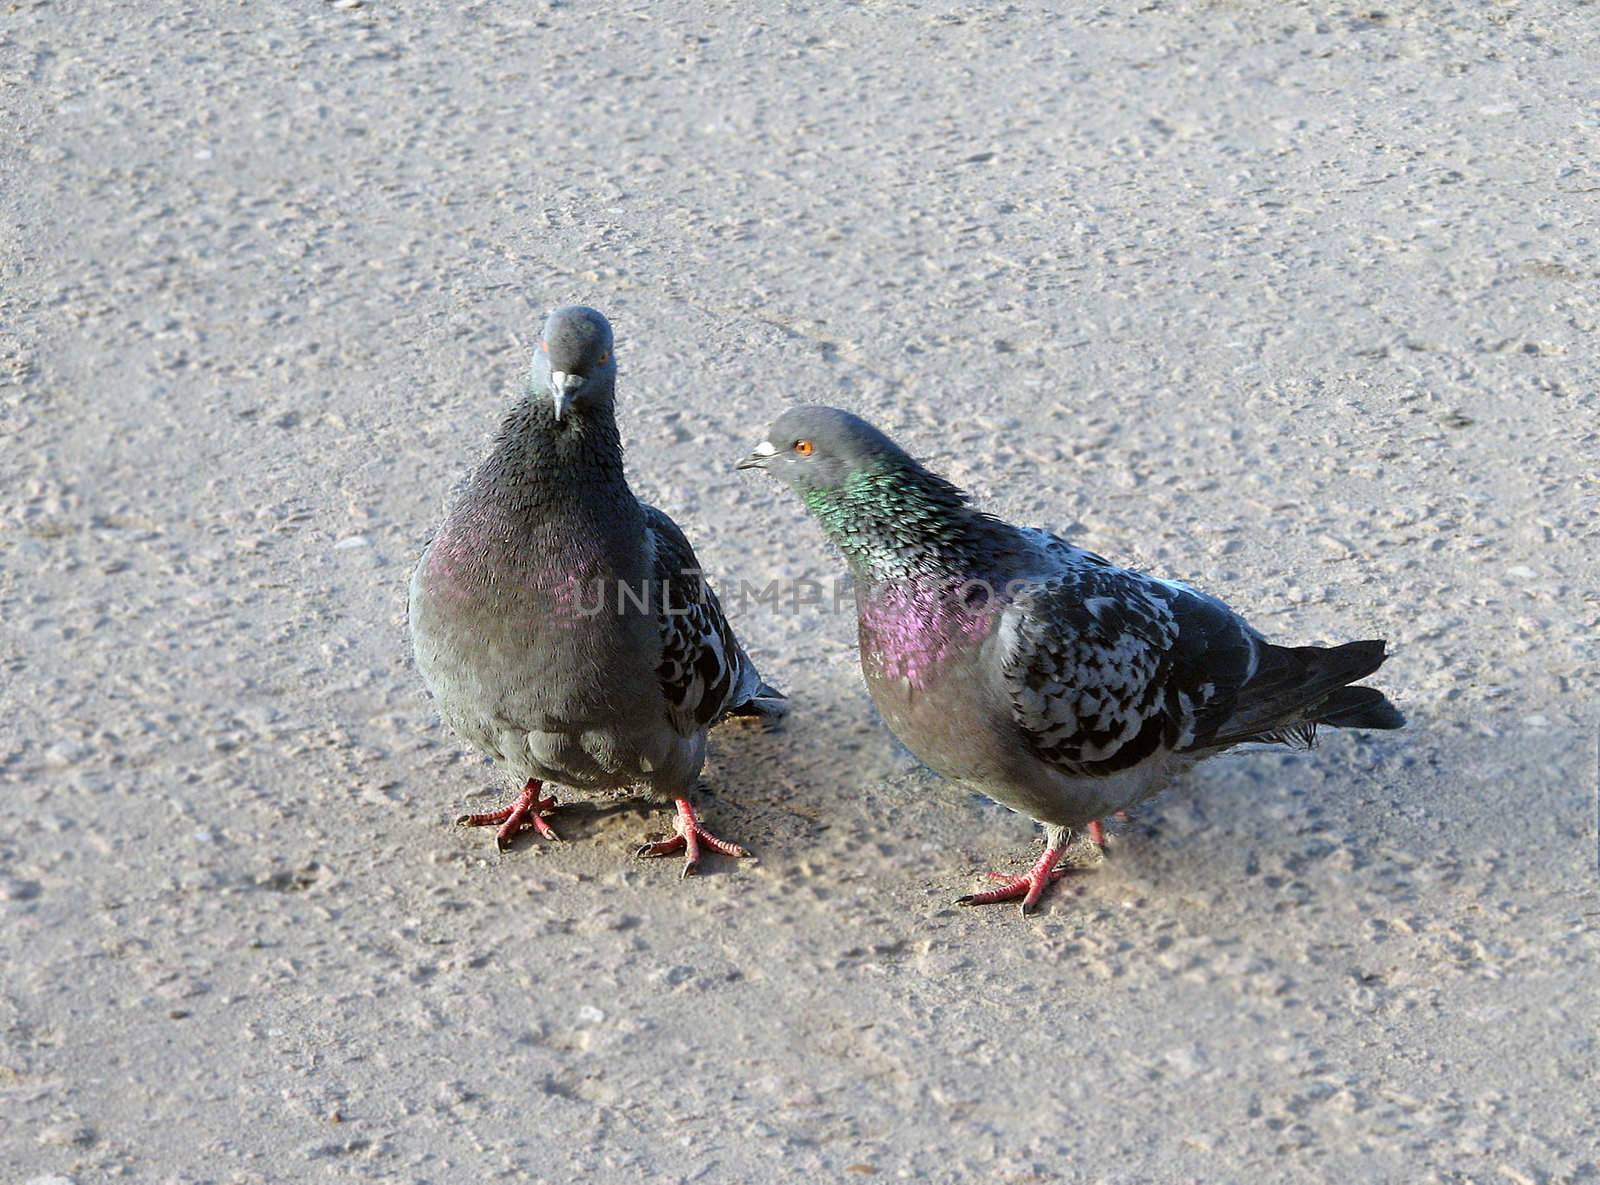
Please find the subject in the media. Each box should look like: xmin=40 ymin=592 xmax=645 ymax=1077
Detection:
xmin=643 ymin=504 xmax=760 ymax=736
xmin=999 ymin=541 xmax=1260 ymax=777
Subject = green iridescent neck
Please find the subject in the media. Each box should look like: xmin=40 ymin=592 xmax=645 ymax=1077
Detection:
xmin=800 ymin=464 xmax=989 ymax=581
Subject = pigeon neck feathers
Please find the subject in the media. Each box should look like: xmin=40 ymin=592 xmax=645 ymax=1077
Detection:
xmin=801 ymin=458 xmax=1002 ymax=583
xmin=471 ymin=387 xmax=629 ymax=504
xmin=440 ymin=388 xmax=643 ymax=587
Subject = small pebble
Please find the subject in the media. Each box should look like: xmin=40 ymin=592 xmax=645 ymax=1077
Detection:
xmin=2 ymin=878 xmax=42 ymax=902
xmin=37 ymin=1123 xmax=95 ymax=1148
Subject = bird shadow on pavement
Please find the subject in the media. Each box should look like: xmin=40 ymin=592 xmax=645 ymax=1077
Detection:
xmin=517 ymin=797 xmax=655 ymax=850
xmin=471 ymin=788 xmax=767 ymax=870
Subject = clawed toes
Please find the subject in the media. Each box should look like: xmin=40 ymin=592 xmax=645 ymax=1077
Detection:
xmin=635 ymin=798 xmax=749 ymax=875
xmin=957 ymin=844 xmax=1077 ymax=913
xmin=530 ymin=818 xmax=561 ymax=843
xmin=458 ymin=782 xmax=560 ymax=851
xmin=636 ymin=836 xmax=686 ymax=860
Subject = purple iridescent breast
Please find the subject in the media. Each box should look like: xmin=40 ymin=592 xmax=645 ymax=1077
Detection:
xmin=423 ymin=510 xmax=614 ymax=632
xmin=857 ymin=575 xmax=1003 ymax=692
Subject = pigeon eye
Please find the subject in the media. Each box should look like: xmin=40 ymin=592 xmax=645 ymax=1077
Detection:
xmin=596 ymin=351 xmax=610 ymax=366
xmin=794 ymin=439 xmax=815 ymax=457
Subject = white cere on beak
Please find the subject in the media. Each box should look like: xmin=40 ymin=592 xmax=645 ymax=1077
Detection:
xmin=737 ymin=439 xmax=780 ymax=470
xmin=550 ymin=371 xmax=582 ymax=421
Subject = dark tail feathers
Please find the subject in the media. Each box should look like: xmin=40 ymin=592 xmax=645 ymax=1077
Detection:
xmin=1299 ymin=637 xmax=1388 ymax=686
xmin=1317 ymin=684 xmax=1405 ymax=730
xmin=1208 ymin=638 xmax=1403 ymax=749
xmin=721 ymin=680 xmax=789 ymax=723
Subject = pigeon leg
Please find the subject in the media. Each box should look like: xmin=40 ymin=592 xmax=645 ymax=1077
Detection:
xmin=1086 ymin=809 xmax=1131 ymax=852
xmin=457 ymin=779 xmax=560 ymax=849
xmin=636 ymin=797 xmax=749 ymax=878
xmin=958 ymin=826 xmax=1074 ymax=915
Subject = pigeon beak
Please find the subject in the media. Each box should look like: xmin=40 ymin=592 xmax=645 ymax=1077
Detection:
xmin=737 ymin=441 xmax=779 ymax=471
xmin=550 ymin=371 xmax=583 ymax=422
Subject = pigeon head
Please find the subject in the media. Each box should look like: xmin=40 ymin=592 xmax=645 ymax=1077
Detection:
xmin=736 ymin=404 xmax=916 ymax=494
xmin=739 ymin=405 xmax=980 ymax=578
xmin=532 ymin=305 xmax=617 ymax=423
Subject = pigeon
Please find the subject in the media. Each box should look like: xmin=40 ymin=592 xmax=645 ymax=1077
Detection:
xmin=739 ymin=405 xmax=1402 ymax=913
xmin=408 ymin=306 xmax=784 ymax=875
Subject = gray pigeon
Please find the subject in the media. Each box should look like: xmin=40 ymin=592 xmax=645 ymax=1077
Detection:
xmin=739 ymin=405 xmax=1402 ymax=913
xmin=409 ymin=306 xmax=783 ymax=875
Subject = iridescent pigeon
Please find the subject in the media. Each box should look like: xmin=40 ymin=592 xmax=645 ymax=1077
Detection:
xmin=409 ymin=306 xmax=784 ymax=874
xmin=740 ymin=406 xmax=1402 ymax=913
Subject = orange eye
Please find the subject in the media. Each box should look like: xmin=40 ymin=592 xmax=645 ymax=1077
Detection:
xmin=596 ymin=351 xmax=610 ymax=366
xmin=794 ymin=439 xmax=814 ymax=456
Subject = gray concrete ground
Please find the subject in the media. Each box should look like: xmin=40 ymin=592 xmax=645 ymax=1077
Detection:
xmin=2 ymin=3 xmax=1596 ymax=1182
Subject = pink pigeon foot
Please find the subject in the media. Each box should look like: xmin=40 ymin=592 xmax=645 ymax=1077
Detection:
xmin=636 ymin=797 xmax=749 ymax=878
xmin=457 ymin=779 xmax=560 ymax=850
xmin=958 ymin=841 xmax=1073 ymax=915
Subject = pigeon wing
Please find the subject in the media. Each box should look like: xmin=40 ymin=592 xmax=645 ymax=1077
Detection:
xmin=642 ymin=504 xmax=766 ymax=736
xmin=998 ymin=562 xmax=1260 ymax=777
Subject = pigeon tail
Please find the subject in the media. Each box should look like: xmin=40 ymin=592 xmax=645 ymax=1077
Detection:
xmin=1205 ymin=638 xmax=1402 ymax=750
xmin=720 ymin=680 xmax=789 ymax=722
xmin=1315 ymin=684 xmax=1406 ymax=730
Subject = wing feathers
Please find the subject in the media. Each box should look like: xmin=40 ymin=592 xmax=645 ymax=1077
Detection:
xmin=643 ymin=504 xmax=771 ymax=735
xmin=1000 ymin=538 xmax=1266 ymax=776
xmin=1000 ymin=528 xmax=1403 ymax=773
